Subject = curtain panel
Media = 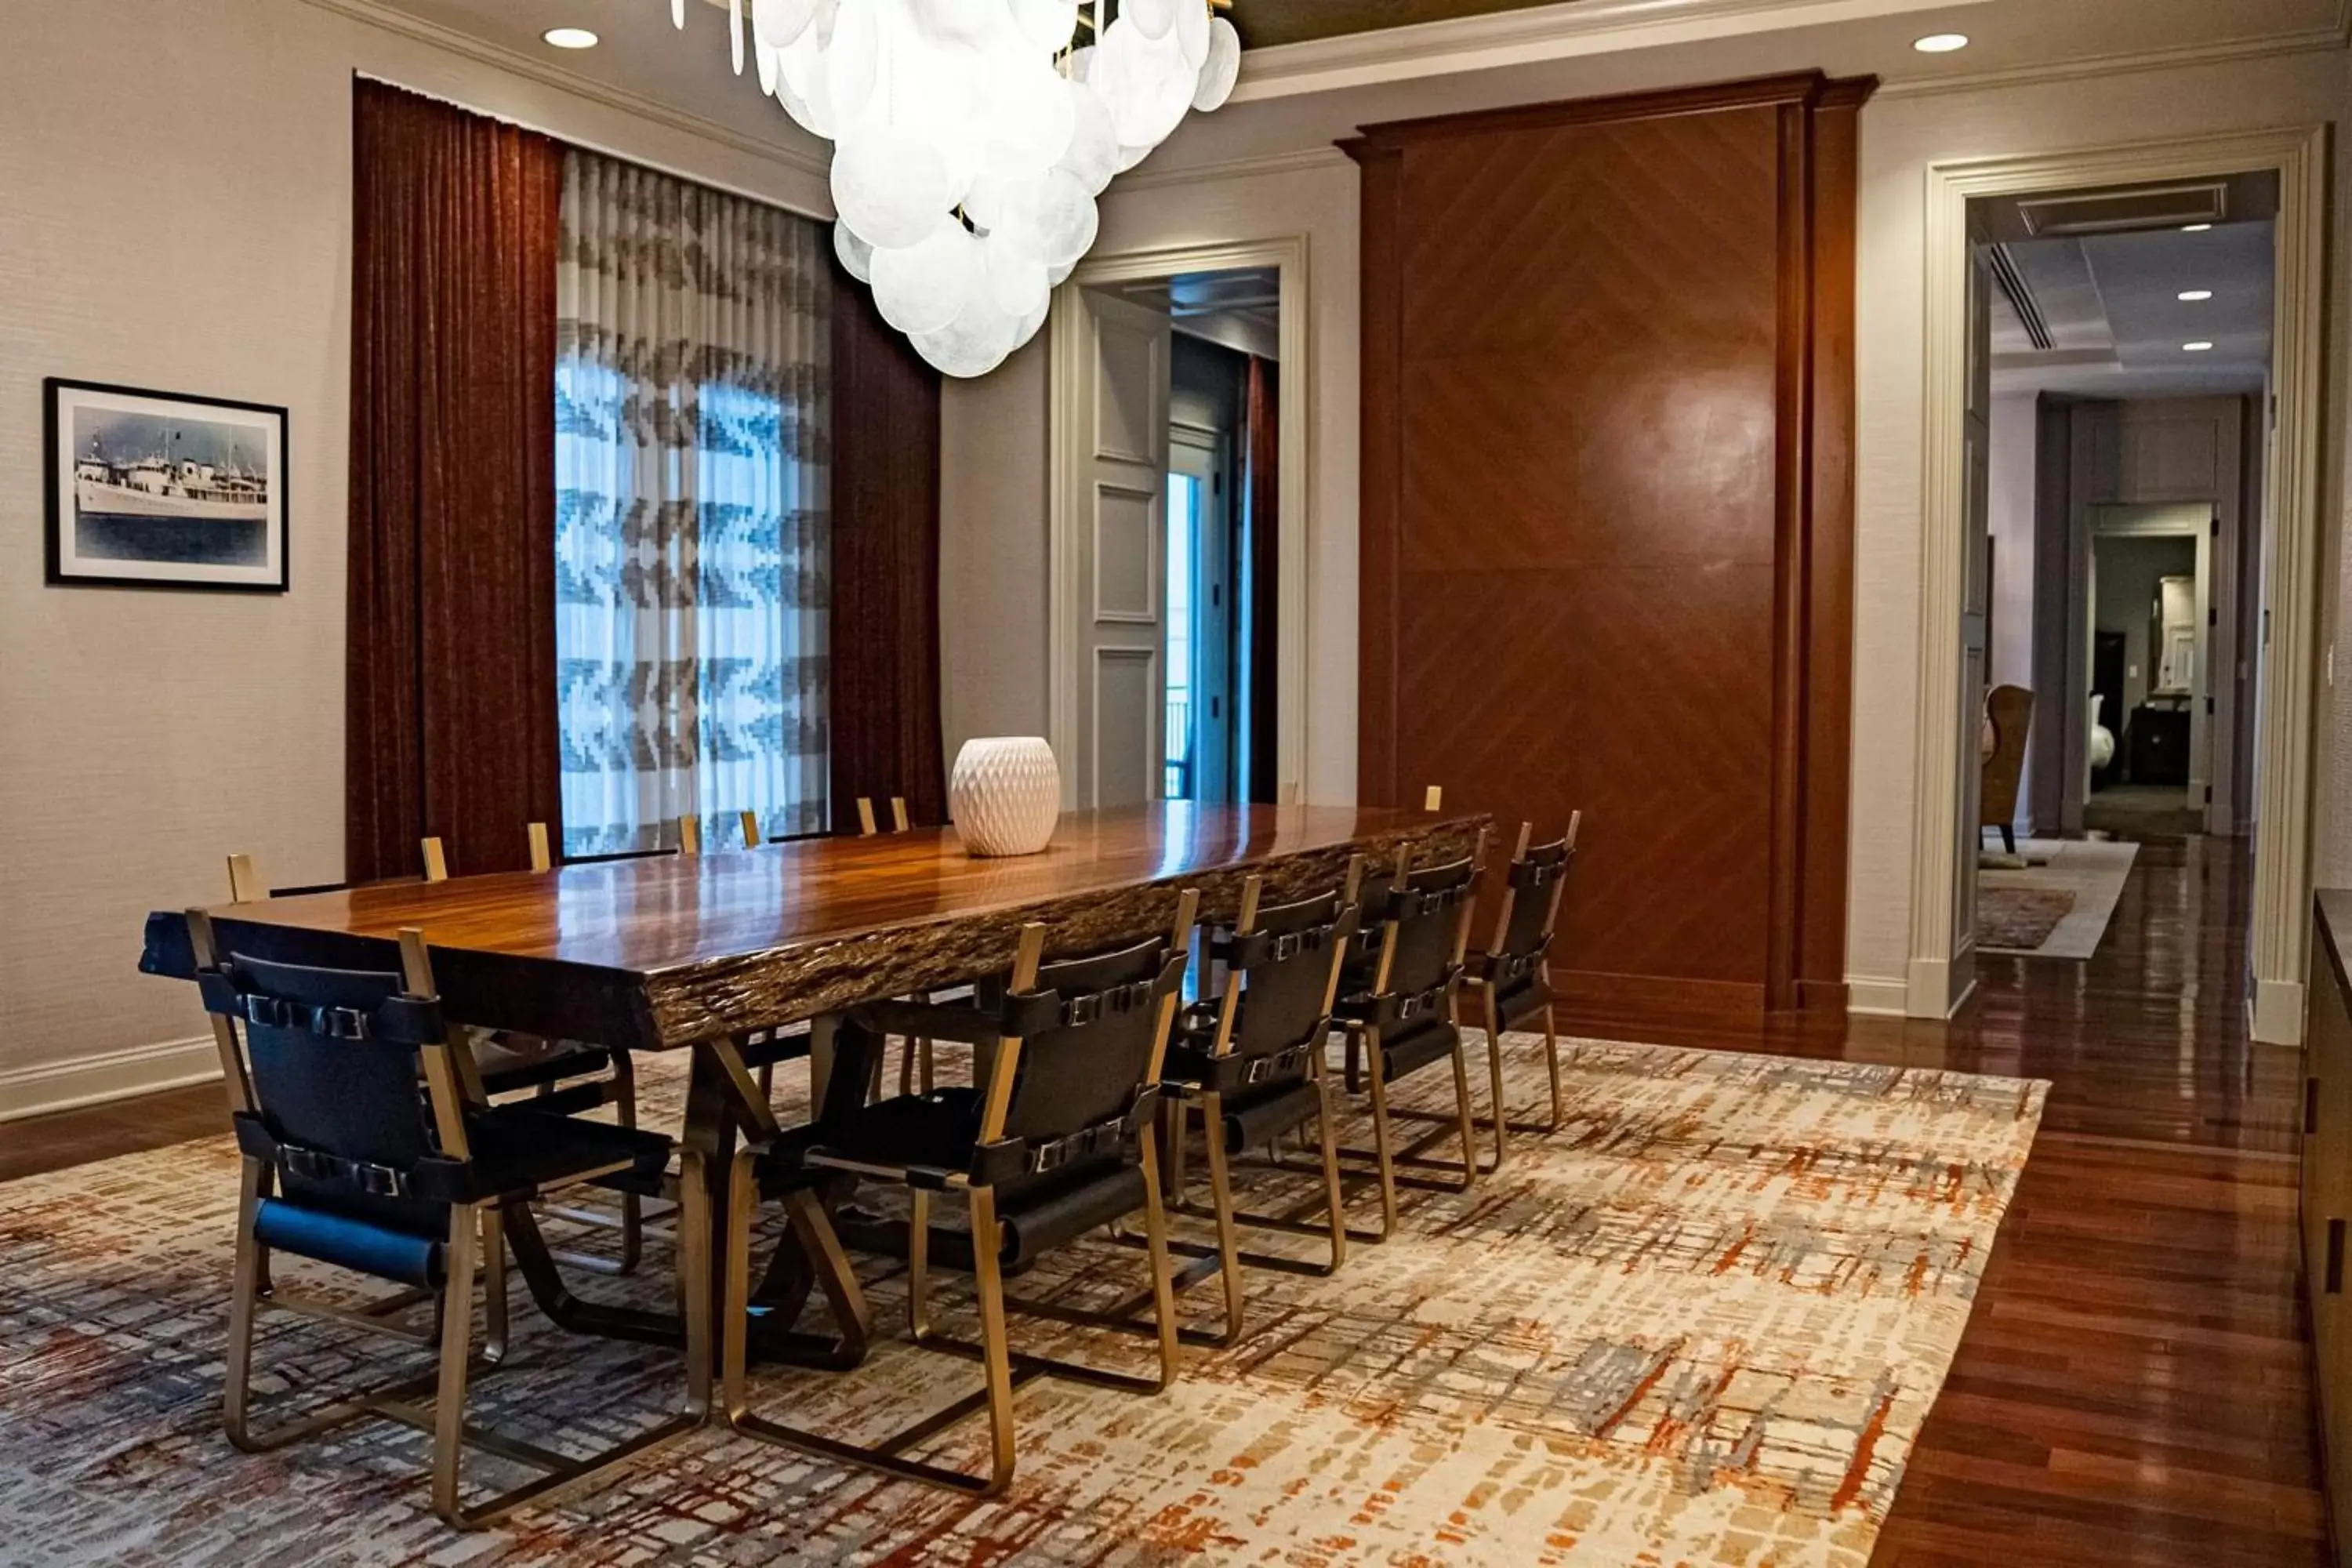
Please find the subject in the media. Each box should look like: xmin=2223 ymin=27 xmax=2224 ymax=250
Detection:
xmin=829 ymin=270 xmax=946 ymax=831
xmin=347 ymin=80 xmax=563 ymax=883
xmin=555 ymin=151 xmax=833 ymax=856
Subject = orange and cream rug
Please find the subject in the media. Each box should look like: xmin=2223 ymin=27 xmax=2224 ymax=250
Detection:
xmin=0 ymin=1035 xmax=2042 ymax=1566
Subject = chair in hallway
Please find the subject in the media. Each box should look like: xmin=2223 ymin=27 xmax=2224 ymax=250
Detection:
xmin=1980 ymin=684 xmax=2034 ymax=855
xmin=717 ymin=893 xmax=1200 ymax=1497
xmin=1154 ymin=864 xmax=1366 ymax=1343
xmin=184 ymin=908 xmax=705 ymax=1528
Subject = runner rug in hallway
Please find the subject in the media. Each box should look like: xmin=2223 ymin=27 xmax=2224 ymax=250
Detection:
xmin=0 ymin=1036 xmax=2045 ymax=1566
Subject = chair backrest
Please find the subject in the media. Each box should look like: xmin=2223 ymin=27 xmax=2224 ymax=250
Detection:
xmin=1210 ymin=865 xmax=1363 ymax=1069
xmin=189 ymin=913 xmax=464 ymax=1235
xmin=980 ymin=892 xmax=1199 ymax=1166
xmin=1488 ymin=815 xmax=1578 ymax=971
xmin=855 ymin=796 xmax=911 ymax=837
xmin=1366 ymin=839 xmax=1486 ymax=1012
xmin=1981 ymin=684 xmax=2034 ymax=826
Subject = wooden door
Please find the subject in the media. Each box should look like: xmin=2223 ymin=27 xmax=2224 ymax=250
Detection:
xmin=1953 ymin=231 xmax=1994 ymax=995
xmin=1071 ymin=290 xmax=1172 ymax=808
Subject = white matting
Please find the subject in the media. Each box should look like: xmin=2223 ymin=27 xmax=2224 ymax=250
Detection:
xmin=1978 ymin=838 xmax=2140 ymax=959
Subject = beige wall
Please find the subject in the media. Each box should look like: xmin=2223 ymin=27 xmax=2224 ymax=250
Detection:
xmin=1844 ymin=49 xmax=2350 ymax=998
xmin=0 ymin=0 xmax=823 ymax=1114
xmin=941 ymin=154 xmax=1362 ymax=800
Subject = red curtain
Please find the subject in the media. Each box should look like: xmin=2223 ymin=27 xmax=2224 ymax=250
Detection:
xmin=828 ymin=260 xmax=946 ymax=830
xmin=1244 ymin=354 xmax=1279 ymax=804
xmin=347 ymin=81 xmax=563 ymax=881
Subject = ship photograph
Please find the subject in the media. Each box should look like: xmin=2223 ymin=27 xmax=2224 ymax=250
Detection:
xmin=45 ymin=378 xmax=286 ymax=590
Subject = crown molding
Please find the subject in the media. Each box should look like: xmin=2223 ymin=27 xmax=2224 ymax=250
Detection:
xmin=1229 ymin=0 xmax=1988 ymax=101
xmin=1113 ymin=144 xmax=1353 ymax=191
xmin=292 ymin=0 xmax=827 ymax=180
xmin=1874 ymin=22 xmax=2350 ymax=99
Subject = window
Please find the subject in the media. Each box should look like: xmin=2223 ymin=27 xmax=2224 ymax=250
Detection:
xmin=552 ymin=151 xmax=832 ymax=857
xmin=1164 ymin=470 xmax=1200 ymax=800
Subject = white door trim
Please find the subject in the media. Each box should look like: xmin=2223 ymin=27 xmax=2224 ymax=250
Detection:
xmin=1909 ymin=125 xmax=2326 ymax=1039
xmin=1049 ymin=236 xmax=1311 ymax=807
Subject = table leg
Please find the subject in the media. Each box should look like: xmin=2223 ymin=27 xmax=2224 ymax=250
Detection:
xmin=688 ymin=1036 xmax=871 ymax=1370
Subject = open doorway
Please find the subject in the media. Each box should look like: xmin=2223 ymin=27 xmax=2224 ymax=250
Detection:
xmin=1951 ymin=166 xmax=2284 ymax=985
xmin=1054 ymin=263 xmax=1285 ymax=808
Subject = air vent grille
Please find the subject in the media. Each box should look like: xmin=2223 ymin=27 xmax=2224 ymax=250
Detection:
xmin=2017 ymin=183 xmax=2227 ymax=238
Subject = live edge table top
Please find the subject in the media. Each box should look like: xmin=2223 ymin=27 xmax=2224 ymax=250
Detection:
xmin=142 ymin=803 xmax=1489 ymax=1054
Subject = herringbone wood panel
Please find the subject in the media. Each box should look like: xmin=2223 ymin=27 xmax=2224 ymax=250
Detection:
xmin=1385 ymin=103 xmax=1783 ymax=995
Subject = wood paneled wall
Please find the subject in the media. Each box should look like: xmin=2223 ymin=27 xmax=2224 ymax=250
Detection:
xmin=1347 ymin=72 xmax=1871 ymax=1018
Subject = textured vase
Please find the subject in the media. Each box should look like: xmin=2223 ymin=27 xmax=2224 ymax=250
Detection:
xmin=949 ymin=736 xmax=1062 ymax=857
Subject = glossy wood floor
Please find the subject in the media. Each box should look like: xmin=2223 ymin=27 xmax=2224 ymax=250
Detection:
xmin=1564 ymin=833 xmax=2329 ymax=1566
xmin=9 ymin=835 xmax=2327 ymax=1562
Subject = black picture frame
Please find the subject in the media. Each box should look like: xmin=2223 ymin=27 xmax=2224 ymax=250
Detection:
xmin=44 ymin=376 xmax=289 ymax=593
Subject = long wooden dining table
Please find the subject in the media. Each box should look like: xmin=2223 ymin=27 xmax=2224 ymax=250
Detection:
xmin=140 ymin=801 xmax=1488 ymax=1365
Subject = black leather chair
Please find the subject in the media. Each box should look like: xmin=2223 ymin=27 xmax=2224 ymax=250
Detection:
xmin=1155 ymin=866 xmax=1365 ymax=1343
xmin=1461 ymin=815 xmax=1579 ymax=1164
xmin=184 ymin=909 xmax=705 ymax=1529
xmin=717 ymin=892 xmax=1200 ymax=1497
xmin=1333 ymin=837 xmax=1490 ymax=1237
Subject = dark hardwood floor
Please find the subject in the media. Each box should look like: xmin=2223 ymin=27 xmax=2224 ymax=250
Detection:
xmin=1563 ymin=833 xmax=2328 ymax=1566
xmin=6 ymin=834 xmax=2326 ymax=1563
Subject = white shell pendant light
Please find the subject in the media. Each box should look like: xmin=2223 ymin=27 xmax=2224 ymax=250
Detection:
xmin=669 ymin=0 xmax=1241 ymax=377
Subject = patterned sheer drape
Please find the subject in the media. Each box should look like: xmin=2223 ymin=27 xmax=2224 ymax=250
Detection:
xmin=556 ymin=151 xmax=830 ymax=856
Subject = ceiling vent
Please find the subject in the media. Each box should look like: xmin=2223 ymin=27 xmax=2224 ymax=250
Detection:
xmin=2017 ymin=182 xmax=2228 ymax=238
xmin=1986 ymin=245 xmax=2053 ymax=351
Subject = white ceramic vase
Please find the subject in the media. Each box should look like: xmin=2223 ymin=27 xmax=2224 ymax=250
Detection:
xmin=948 ymin=737 xmax=1062 ymax=857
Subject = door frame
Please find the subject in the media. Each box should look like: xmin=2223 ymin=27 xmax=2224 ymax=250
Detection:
xmin=1047 ymin=236 xmax=1311 ymax=808
xmin=1908 ymin=125 xmax=2325 ymax=1042
xmin=2082 ymin=506 xmax=2213 ymax=818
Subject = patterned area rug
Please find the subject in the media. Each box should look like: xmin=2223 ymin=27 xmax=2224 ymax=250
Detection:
xmin=1975 ymin=887 xmax=2078 ymax=951
xmin=0 ymin=1036 xmax=2044 ymax=1566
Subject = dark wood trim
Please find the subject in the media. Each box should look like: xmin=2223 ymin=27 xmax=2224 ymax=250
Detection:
xmin=1343 ymin=70 xmax=1874 ymax=154
xmin=1354 ymin=142 xmax=1404 ymax=807
xmin=1795 ymin=978 xmax=1850 ymax=1014
xmin=1798 ymin=91 xmax=1864 ymax=995
xmin=1764 ymin=99 xmax=1815 ymax=1014
xmin=1555 ymin=970 xmax=1768 ymax=1022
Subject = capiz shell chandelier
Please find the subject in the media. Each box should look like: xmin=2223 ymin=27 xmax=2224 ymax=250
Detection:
xmin=670 ymin=0 xmax=1243 ymax=377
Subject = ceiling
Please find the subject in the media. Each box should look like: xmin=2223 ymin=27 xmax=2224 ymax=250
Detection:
xmin=1987 ymin=216 xmax=2274 ymax=399
xmin=359 ymin=0 xmax=2347 ymax=183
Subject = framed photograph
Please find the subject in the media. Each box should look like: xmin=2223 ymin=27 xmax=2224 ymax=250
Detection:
xmin=45 ymin=378 xmax=288 ymax=591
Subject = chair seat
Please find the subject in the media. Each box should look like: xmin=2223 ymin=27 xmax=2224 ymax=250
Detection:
xmin=1218 ymin=1078 xmax=1323 ymax=1154
xmin=756 ymin=1089 xmax=1149 ymax=1271
xmin=761 ymin=1088 xmax=987 ymax=1189
xmin=474 ymin=1033 xmax=614 ymax=1094
xmin=252 ymin=1198 xmax=448 ymax=1287
xmin=1487 ymin=971 xmax=1552 ymax=1030
xmin=1377 ymin=1019 xmax=1460 ymax=1083
xmin=467 ymin=1103 xmax=672 ymax=1200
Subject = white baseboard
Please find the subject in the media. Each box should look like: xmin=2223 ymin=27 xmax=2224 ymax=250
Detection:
xmin=1904 ymin=955 xmax=1976 ymax=1019
xmin=0 ymin=1036 xmax=223 ymax=1124
xmin=1846 ymin=976 xmax=1911 ymax=1016
xmin=2252 ymin=978 xmax=2307 ymax=1047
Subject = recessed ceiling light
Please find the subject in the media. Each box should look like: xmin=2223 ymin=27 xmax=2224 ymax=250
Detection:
xmin=2181 ymin=223 xmax=2213 ymax=233
xmin=543 ymin=26 xmax=598 ymax=48
xmin=1912 ymin=32 xmax=1969 ymax=53
xmin=2183 ymin=342 xmax=2215 ymax=352
xmin=2178 ymin=289 xmax=2214 ymax=302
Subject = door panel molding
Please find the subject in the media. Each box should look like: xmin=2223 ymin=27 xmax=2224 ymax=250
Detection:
xmin=1050 ymin=237 xmax=1312 ymax=808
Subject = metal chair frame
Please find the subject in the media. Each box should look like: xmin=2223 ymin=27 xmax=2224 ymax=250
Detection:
xmin=190 ymin=910 xmax=708 ymax=1530
xmin=718 ymin=894 xmax=1199 ymax=1497
xmin=1311 ymin=832 xmax=1492 ymax=1236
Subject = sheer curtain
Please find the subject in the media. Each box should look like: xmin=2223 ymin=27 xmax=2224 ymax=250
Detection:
xmin=555 ymin=150 xmax=831 ymax=856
